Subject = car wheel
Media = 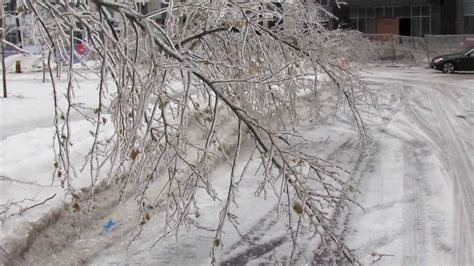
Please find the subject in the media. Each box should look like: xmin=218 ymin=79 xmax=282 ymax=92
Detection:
xmin=442 ymin=62 xmax=455 ymax=73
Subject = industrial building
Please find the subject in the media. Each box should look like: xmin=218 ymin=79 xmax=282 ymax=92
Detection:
xmin=3 ymin=0 xmax=473 ymax=47
xmin=332 ymin=0 xmax=474 ymax=36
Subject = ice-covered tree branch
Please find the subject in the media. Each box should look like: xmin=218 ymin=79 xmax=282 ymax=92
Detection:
xmin=23 ymin=0 xmax=373 ymax=263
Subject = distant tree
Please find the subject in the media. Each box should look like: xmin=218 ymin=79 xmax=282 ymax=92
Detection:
xmin=27 ymin=0 xmax=372 ymax=263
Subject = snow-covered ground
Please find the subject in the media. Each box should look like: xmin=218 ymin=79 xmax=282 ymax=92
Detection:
xmin=344 ymin=67 xmax=473 ymax=265
xmin=0 ymin=66 xmax=472 ymax=265
xmin=0 ymin=71 xmax=115 ymax=264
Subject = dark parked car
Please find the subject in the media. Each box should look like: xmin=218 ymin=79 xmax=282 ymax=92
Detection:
xmin=430 ymin=47 xmax=474 ymax=73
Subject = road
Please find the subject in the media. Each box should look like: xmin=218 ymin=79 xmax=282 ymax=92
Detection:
xmin=345 ymin=67 xmax=473 ymax=265
xmin=5 ymin=67 xmax=473 ymax=265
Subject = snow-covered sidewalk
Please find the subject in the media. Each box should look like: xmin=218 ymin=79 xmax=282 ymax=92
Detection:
xmin=0 ymin=71 xmax=115 ymax=263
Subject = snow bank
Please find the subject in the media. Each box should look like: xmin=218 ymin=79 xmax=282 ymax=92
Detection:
xmin=0 ymin=71 xmax=116 ymax=264
xmin=85 ymin=125 xmax=360 ymax=265
xmin=1 ymin=67 xmax=364 ymax=264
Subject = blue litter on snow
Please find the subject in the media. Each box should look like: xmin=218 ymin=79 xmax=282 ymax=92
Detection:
xmin=103 ymin=219 xmax=117 ymax=232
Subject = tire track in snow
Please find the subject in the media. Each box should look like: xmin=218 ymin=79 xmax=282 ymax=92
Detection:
xmin=220 ymin=205 xmax=288 ymax=265
xmin=221 ymin=134 xmax=361 ymax=265
xmin=364 ymin=74 xmax=473 ymax=265
xmin=402 ymin=84 xmax=472 ymax=265
xmin=431 ymin=96 xmax=473 ymax=265
xmin=402 ymin=143 xmax=427 ymax=265
xmin=397 ymin=78 xmax=472 ymax=265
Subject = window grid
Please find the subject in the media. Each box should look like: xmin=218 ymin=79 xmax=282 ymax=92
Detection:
xmin=464 ymin=1 xmax=474 ymax=16
xmin=349 ymin=5 xmax=432 ymax=36
xmin=411 ymin=5 xmax=431 ymax=37
xmin=317 ymin=0 xmax=329 ymax=6
xmin=349 ymin=7 xmax=376 ymax=33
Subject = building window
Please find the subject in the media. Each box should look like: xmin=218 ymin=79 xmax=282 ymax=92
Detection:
xmin=465 ymin=16 xmax=474 ymax=34
xmin=349 ymin=4 xmax=431 ymax=36
xmin=304 ymin=0 xmax=328 ymax=7
xmin=349 ymin=6 xmax=376 ymax=34
xmin=137 ymin=3 xmax=148 ymax=15
xmin=464 ymin=0 xmax=474 ymax=33
xmin=156 ymin=1 xmax=169 ymax=25
xmin=411 ymin=5 xmax=431 ymax=37
xmin=372 ymin=6 xmax=410 ymax=18
xmin=267 ymin=2 xmax=284 ymax=30
xmin=5 ymin=30 xmax=18 ymax=44
xmin=464 ymin=0 xmax=474 ymax=16
xmin=384 ymin=6 xmax=393 ymax=17
xmin=375 ymin=7 xmax=384 ymax=17
xmin=4 ymin=0 xmax=16 ymax=13
xmin=316 ymin=0 xmax=328 ymax=6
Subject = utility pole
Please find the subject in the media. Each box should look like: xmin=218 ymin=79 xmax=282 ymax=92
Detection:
xmin=1 ymin=0 xmax=7 ymax=98
xmin=14 ymin=0 xmax=21 ymax=48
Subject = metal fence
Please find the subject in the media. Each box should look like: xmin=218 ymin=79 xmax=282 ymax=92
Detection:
xmin=425 ymin=35 xmax=474 ymax=61
xmin=363 ymin=34 xmax=474 ymax=66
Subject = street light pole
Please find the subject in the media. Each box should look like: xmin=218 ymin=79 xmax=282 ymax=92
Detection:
xmin=1 ymin=1 xmax=7 ymax=98
xmin=14 ymin=0 xmax=21 ymax=49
